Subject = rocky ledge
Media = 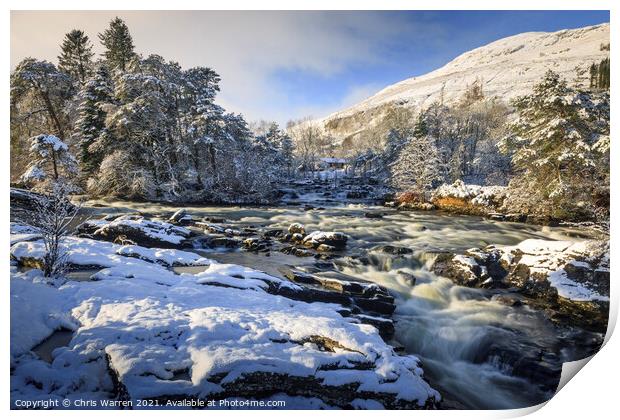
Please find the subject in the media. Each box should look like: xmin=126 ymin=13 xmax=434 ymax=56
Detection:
xmin=11 ymin=221 xmax=438 ymax=409
xmin=431 ymin=238 xmax=610 ymax=333
xmin=388 ymin=180 xmax=583 ymax=226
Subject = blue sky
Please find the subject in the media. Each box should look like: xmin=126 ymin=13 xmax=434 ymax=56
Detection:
xmin=11 ymin=10 xmax=610 ymax=124
xmin=270 ymin=11 xmax=610 ymax=122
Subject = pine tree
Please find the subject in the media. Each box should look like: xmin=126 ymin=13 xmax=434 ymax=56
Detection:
xmin=98 ymin=17 xmax=135 ymax=71
xmin=598 ymin=58 xmax=610 ymax=90
xmin=58 ymin=29 xmax=94 ymax=84
xmin=503 ymin=70 xmax=609 ymax=220
xmin=74 ymin=65 xmax=113 ymax=177
xmin=412 ymin=113 xmax=429 ymax=138
xmin=263 ymin=122 xmax=294 ymax=176
xmin=20 ymin=134 xmax=78 ymax=191
xmin=589 ymin=63 xmax=598 ymax=89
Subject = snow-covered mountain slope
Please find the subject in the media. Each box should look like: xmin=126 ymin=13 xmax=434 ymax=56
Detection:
xmin=321 ymin=23 xmax=609 ymax=142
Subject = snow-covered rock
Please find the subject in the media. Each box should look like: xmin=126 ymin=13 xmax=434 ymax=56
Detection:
xmin=303 ymin=231 xmax=348 ymax=250
xmin=167 ymin=208 xmax=194 ymax=226
xmin=434 ymin=238 xmax=609 ymax=302
xmin=319 ymin=23 xmax=609 ymax=143
xmin=432 ymin=180 xmax=507 ymax=208
xmin=288 ymin=223 xmax=306 ymax=235
xmin=499 ymin=239 xmax=609 ymax=302
xmin=11 ymin=237 xmax=211 ymax=272
xmin=10 ymin=234 xmax=439 ymax=409
xmin=78 ymin=215 xmax=193 ymax=248
xmin=432 ymin=238 xmax=609 ymax=332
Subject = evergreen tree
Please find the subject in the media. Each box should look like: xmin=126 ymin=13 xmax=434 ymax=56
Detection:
xmin=264 ymin=122 xmax=294 ymax=176
xmin=74 ymin=65 xmax=113 ymax=177
xmin=20 ymin=134 xmax=78 ymax=191
xmin=589 ymin=62 xmax=599 ymax=89
xmin=502 ymin=70 xmax=609 ymax=220
xmin=98 ymin=17 xmax=135 ymax=71
xmin=412 ymin=113 xmax=429 ymax=138
xmin=598 ymin=58 xmax=610 ymax=90
xmin=58 ymin=29 xmax=94 ymax=83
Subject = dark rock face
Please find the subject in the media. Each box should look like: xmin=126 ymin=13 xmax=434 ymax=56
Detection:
xmin=262 ymin=228 xmax=285 ymax=238
xmin=193 ymin=235 xmax=241 ymax=249
xmin=10 ymin=188 xmax=48 ymax=211
xmin=277 ymin=267 xmax=397 ymax=337
xmin=372 ymin=245 xmax=413 ymax=256
xmin=242 ymin=237 xmax=272 ymax=252
xmin=432 ymin=253 xmax=487 ymax=288
xmin=280 ymin=245 xmax=315 ymax=258
xmin=115 ymin=369 xmax=437 ymax=410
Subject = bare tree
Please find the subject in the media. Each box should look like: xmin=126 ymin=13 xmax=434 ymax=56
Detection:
xmin=19 ymin=182 xmax=82 ymax=277
xmin=287 ymin=117 xmax=333 ymax=177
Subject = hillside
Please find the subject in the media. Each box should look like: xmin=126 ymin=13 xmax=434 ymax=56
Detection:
xmin=320 ymin=23 xmax=610 ymax=143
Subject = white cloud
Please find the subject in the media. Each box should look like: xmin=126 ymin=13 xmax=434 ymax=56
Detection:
xmin=11 ymin=11 xmax=442 ymax=123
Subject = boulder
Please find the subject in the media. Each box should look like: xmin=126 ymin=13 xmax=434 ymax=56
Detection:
xmin=316 ymin=244 xmax=337 ymax=253
xmin=168 ymin=209 xmax=193 ymax=225
xmin=303 ymin=231 xmax=348 ymax=250
xmin=243 ymin=237 xmax=271 ymax=252
xmin=288 ymin=223 xmax=306 ymax=236
xmin=81 ymin=216 xmax=193 ymax=249
xmin=372 ymin=245 xmax=413 ymax=255
xmin=278 ymin=268 xmax=396 ymax=318
xmin=280 ymin=246 xmax=315 ymax=258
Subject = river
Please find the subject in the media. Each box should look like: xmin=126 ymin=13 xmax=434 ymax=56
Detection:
xmin=85 ymin=197 xmax=602 ymax=409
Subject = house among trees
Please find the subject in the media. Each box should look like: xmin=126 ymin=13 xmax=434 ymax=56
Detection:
xmin=319 ymin=157 xmax=348 ymax=170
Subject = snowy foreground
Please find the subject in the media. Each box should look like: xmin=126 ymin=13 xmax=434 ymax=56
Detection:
xmin=10 ymin=224 xmax=440 ymax=409
xmin=9 ymin=207 xmax=610 ymax=409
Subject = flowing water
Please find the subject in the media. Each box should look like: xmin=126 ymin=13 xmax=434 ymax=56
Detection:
xmin=85 ymin=198 xmax=602 ymax=409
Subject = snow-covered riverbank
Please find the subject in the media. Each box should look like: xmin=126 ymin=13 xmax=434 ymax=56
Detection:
xmin=10 ymin=197 xmax=609 ymax=409
xmin=10 ymin=225 xmax=439 ymax=409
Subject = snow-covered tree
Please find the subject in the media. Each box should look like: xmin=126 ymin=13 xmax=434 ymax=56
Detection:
xmin=58 ymin=29 xmax=94 ymax=84
xmin=20 ymin=134 xmax=78 ymax=191
xmin=263 ymin=123 xmax=294 ymax=176
xmin=11 ymin=19 xmax=309 ymax=203
xmin=18 ymin=181 xmax=81 ymax=278
xmin=11 ymin=59 xmax=73 ymax=139
xmin=391 ymin=135 xmax=445 ymax=193
xmin=98 ymin=17 xmax=135 ymax=71
xmin=73 ymin=65 xmax=113 ymax=177
xmin=502 ymin=70 xmax=610 ymax=220
xmin=287 ymin=117 xmax=332 ymax=173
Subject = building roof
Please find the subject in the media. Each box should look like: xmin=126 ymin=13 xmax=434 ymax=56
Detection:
xmin=319 ymin=157 xmax=347 ymax=164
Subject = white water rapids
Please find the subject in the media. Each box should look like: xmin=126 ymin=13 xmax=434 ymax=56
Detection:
xmin=85 ymin=199 xmax=601 ymax=409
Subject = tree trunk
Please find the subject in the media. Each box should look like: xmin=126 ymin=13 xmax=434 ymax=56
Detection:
xmin=51 ymin=148 xmax=59 ymax=180
xmin=41 ymin=92 xmax=65 ymax=139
